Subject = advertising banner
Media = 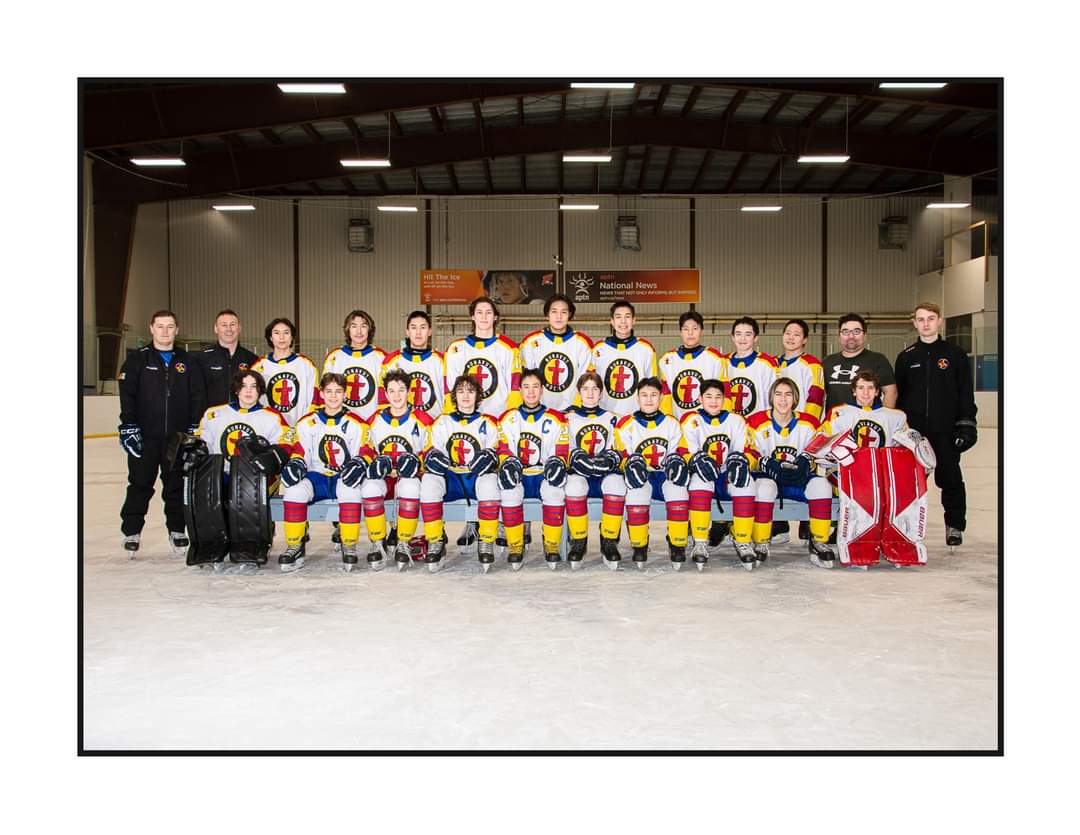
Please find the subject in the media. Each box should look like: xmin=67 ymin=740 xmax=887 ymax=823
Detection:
xmin=420 ymin=269 xmax=557 ymax=305
xmin=564 ymin=269 xmax=700 ymax=304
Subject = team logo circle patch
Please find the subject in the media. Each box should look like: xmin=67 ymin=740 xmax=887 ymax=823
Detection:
xmin=575 ymin=425 xmax=609 ymax=455
xmin=343 ymin=365 xmax=376 ymax=409
xmin=238 ymin=362 xmax=250 ymax=372
xmin=774 ymin=444 xmax=798 ymax=464
xmin=268 ymin=372 xmax=302 ymax=412
xmin=853 ymin=419 xmax=886 ymax=448
xmin=464 ymin=358 xmax=499 ymax=400
xmin=937 ymin=358 xmax=950 ymax=370
xmin=406 ymin=371 xmax=438 ymax=412
xmin=378 ymin=434 xmax=412 ymax=465
xmin=221 ymin=422 xmax=255 ymax=456
xmin=541 ymin=352 xmax=575 ymax=393
xmin=174 ymin=362 xmax=187 ymax=374
xmin=517 ymin=432 xmax=543 ymax=467
xmin=318 ymin=435 xmax=350 ymax=471
xmin=447 ymin=432 xmax=480 ymax=467
xmin=634 ymin=438 xmax=668 ymax=470
xmin=672 ymin=369 xmax=704 ymax=410
xmin=727 ymin=377 xmax=757 ymax=415
xmin=605 ymin=359 xmax=639 ymax=399
xmin=704 ymin=435 xmax=732 ymax=467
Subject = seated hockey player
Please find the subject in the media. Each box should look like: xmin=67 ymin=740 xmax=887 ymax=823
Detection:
xmin=818 ymin=370 xmax=909 ymax=449
xmin=361 ymin=369 xmax=432 ymax=571
xmin=746 ymin=378 xmax=836 ymax=569
xmin=277 ymin=373 xmax=374 ymax=572
xmin=564 ymin=372 xmax=625 ymax=569
xmin=681 ymin=379 xmax=759 ymax=571
xmin=495 ymin=367 xmax=571 ymax=570
xmin=419 ymin=374 xmax=501 ymax=572
xmin=613 ymin=377 xmax=691 ymax=570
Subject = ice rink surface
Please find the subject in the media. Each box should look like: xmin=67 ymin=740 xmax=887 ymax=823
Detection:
xmin=81 ymin=433 xmax=999 ymax=751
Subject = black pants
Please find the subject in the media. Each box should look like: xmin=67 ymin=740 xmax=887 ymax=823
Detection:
xmin=120 ymin=438 xmax=185 ymax=535
xmin=926 ymin=432 xmax=967 ymax=531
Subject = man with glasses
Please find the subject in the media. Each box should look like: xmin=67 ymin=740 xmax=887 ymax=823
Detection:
xmin=822 ymin=313 xmax=897 ymax=413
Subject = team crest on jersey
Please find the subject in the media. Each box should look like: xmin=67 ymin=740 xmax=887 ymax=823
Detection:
xmin=605 ymin=358 xmax=639 ymax=399
xmin=541 ymin=352 xmax=575 ymax=393
xmin=634 ymin=438 xmax=668 ymax=470
xmin=238 ymin=362 xmax=250 ymax=371
xmin=672 ymin=369 xmax=704 ymax=410
xmin=406 ymin=371 xmax=438 ymax=411
xmin=703 ymin=435 xmax=732 ymax=467
xmin=853 ymin=419 xmax=886 ymax=448
xmin=318 ymin=435 xmax=350 ymax=471
xmin=447 ymin=432 xmax=480 ymax=467
xmin=464 ymin=358 xmax=499 ymax=399
xmin=727 ymin=377 xmax=757 ymax=415
xmin=343 ymin=365 xmax=376 ymax=408
xmin=575 ymin=425 xmax=609 ymax=455
xmin=937 ymin=358 xmax=950 ymax=370
xmin=268 ymin=372 xmax=301 ymax=412
xmin=378 ymin=434 xmax=412 ymax=464
xmin=516 ymin=432 xmax=543 ymax=467
xmin=221 ymin=422 xmax=255 ymax=456
xmin=175 ymin=362 xmax=187 ymax=374
xmin=773 ymin=444 xmax=798 ymax=463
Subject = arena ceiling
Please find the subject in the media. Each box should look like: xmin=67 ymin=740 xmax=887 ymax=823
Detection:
xmin=82 ymin=80 xmax=1000 ymax=203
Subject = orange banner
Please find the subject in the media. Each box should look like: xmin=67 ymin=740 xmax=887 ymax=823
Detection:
xmin=421 ymin=269 xmax=557 ymax=305
xmin=565 ymin=269 xmax=700 ymax=304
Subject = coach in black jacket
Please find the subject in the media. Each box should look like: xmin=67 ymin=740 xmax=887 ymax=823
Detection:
xmin=117 ymin=310 xmax=206 ymax=554
xmin=894 ymin=302 xmax=978 ymax=546
xmin=193 ymin=309 xmax=258 ymax=407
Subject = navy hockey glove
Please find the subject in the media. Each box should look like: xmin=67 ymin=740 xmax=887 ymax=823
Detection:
xmin=726 ymin=451 xmax=751 ymax=489
xmin=663 ymin=454 xmax=690 ymax=487
xmin=786 ymin=453 xmax=814 ymax=486
xmin=594 ymin=448 xmax=622 ymax=476
xmin=469 ymin=448 xmax=499 ymax=476
xmin=119 ymin=424 xmax=143 ymax=458
xmin=498 ymin=456 xmax=524 ymax=490
xmin=624 ymin=454 xmax=649 ymax=490
xmin=367 ymin=455 xmax=393 ymax=480
xmin=395 ymin=452 xmax=420 ymax=479
xmin=954 ymin=419 xmax=978 ymax=453
xmin=689 ymin=450 xmax=721 ymax=482
xmin=569 ymin=448 xmax=595 ymax=478
xmin=759 ymin=456 xmax=785 ymax=481
xmin=424 ymin=449 xmax=451 ymax=477
xmin=543 ymin=456 xmax=568 ymax=488
xmin=339 ymin=457 xmax=368 ymax=488
xmin=280 ymin=458 xmax=307 ymax=488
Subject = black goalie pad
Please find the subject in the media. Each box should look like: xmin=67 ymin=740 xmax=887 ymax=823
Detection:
xmin=227 ymin=452 xmax=275 ymax=565
xmin=184 ymin=454 xmax=229 ymax=565
xmin=234 ymin=435 xmax=289 ymax=477
xmin=166 ymin=431 xmax=209 ymax=473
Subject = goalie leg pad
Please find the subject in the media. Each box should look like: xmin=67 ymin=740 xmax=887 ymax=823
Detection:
xmin=837 ymin=448 xmax=884 ymax=566
xmin=880 ymin=448 xmax=928 ymax=566
xmin=184 ymin=454 xmax=229 ymax=565
xmin=227 ymin=453 xmax=274 ymax=565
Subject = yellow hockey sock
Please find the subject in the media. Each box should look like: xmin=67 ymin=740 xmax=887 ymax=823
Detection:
xmin=424 ymin=519 xmax=445 ymax=543
xmin=478 ymin=518 xmax=499 ymax=543
xmin=542 ymin=524 xmax=562 ymax=553
xmin=340 ymin=522 xmax=361 ymax=545
xmin=809 ymin=517 xmax=831 ymax=542
xmin=567 ymin=512 xmax=589 ymax=540
xmin=506 ymin=523 xmax=525 ymax=550
xmin=396 ymin=515 xmax=418 ymax=540
xmin=689 ymin=510 xmax=712 ymax=543
xmin=753 ymin=521 xmax=773 ymax=544
xmin=667 ymin=520 xmax=688 ymax=548
xmin=731 ymin=514 xmax=754 ymax=543
xmin=600 ymin=513 xmax=623 ymax=540
xmin=362 ymin=514 xmax=386 ymax=542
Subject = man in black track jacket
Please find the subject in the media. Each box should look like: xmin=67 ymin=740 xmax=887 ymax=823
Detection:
xmin=894 ymin=302 xmax=978 ymax=547
xmin=192 ymin=308 xmax=258 ymax=408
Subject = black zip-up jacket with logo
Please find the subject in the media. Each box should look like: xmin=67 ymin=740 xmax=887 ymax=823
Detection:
xmin=894 ymin=337 xmax=977 ymax=433
xmin=118 ymin=346 xmax=207 ymax=440
xmin=193 ymin=343 xmax=259 ymax=408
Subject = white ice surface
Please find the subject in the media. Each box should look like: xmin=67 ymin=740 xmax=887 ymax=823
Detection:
xmin=82 ymin=433 xmax=999 ymax=751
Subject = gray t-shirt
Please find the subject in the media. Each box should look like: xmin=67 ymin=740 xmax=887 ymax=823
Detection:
xmin=821 ymin=348 xmax=896 ymax=412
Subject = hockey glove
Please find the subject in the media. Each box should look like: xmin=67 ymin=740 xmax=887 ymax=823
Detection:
xmin=186 ymin=424 xmax=200 ymax=437
xmin=367 ymin=455 xmax=393 ymax=481
xmin=624 ymin=454 xmax=649 ymax=490
xmin=689 ymin=450 xmax=721 ymax=482
xmin=954 ymin=419 xmax=978 ymax=453
xmin=543 ymin=456 xmax=568 ymax=488
xmin=339 ymin=457 xmax=368 ymax=488
xmin=498 ymin=456 xmax=524 ymax=490
xmin=280 ymin=458 xmax=308 ymax=488
xmin=663 ymin=454 xmax=690 ymax=487
xmin=759 ymin=456 xmax=785 ymax=481
xmin=569 ymin=448 xmax=595 ymax=478
xmin=469 ymin=448 xmax=499 ymax=477
xmin=424 ymin=449 xmax=451 ymax=477
xmin=119 ymin=424 xmax=143 ymax=458
xmin=395 ymin=452 xmax=421 ymax=479
xmin=726 ymin=451 xmax=751 ymax=489
xmin=236 ymin=436 xmax=290 ymax=477
xmin=594 ymin=448 xmax=623 ymax=476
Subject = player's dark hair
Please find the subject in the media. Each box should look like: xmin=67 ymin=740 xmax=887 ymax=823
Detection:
xmin=231 ymin=369 xmax=266 ymax=399
xmin=215 ymin=309 xmax=239 ymax=322
xmin=700 ymin=378 xmax=725 ymax=396
xmin=768 ymin=377 xmax=798 ymax=410
xmin=468 ymin=295 xmax=500 ymax=333
xmin=382 ymin=369 xmax=411 ymax=392
xmin=784 ymin=318 xmax=810 ymax=339
xmin=343 ymin=309 xmax=376 ymax=345
xmin=519 ymin=367 xmax=545 ymax=386
xmin=406 ymin=310 xmax=431 ymax=327
xmin=851 ymin=369 xmax=880 ymax=393
xmin=320 ymin=372 xmax=347 ymax=391
xmin=731 ymin=316 xmax=760 ymax=336
xmin=609 ymin=299 xmax=635 ymax=317
xmin=637 ymin=376 xmax=663 ymax=394
xmin=150 ymin=309 xmax=178 ymax=326
xmin=264 ymin=317 xmax=296 ymax=349
xmin=678 ymin=310 xmax=704 ymax=329
xmin=576 ymin=371 xmax=604 ymax=391
xmin=544 ymin=293 xmax=576 ymax=319
xmin=451 ymin=374 xmax=481 ymax=398
xmin=838 ymin=312 xmax=867 ymax=332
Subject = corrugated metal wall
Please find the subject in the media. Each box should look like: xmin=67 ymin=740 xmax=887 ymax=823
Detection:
xmin=123 ymin=202 xmax=170 ymax=343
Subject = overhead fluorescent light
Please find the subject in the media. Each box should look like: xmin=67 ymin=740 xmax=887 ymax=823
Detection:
xmin=131 ymin=157 xmax=185 ymax=167
xmin=278 ymin=83 xmax=346 ymax=94
xmin=879 ymin=83 xmax=948 ymax=89
xmin=741 ymin=206 xmax=783 ymax=212
xmin=563 ymin=154 xmax=613 ymax=163
xmin=341 ymin=159 xmax=392 ymax=168
xmin=377 ymin=205 xmax=419 ymax=213
xmin=926 ymin=202 xmax=971 ymax=209
xmin=798 ymin=155 xmax=850 ymax=164
xmin=560 ymin=203 xmax=600 ymax=211
xmin=570 ymin=82 xmax=635 ymax=90
xmin=213 ymin=204 xmax=256 ymax=212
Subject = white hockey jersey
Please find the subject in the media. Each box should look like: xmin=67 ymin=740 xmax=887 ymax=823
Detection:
xmin=518 ymin=327 xmax=595 ymax=412
xmin=820 ymin=404 xmax=909 ymax=449
xmin=746 ymin=410 xmax=820 ymax=465
xmin=566 ymin=405 xmax=620 ymax=457
xmin=722 ymin=351 xmax=779 ymax=419
xmin=658 ymin=345 xmax=726 ymax=418
xmin=445 ymin=334 xmax=522 ymax=415
xmin=381 ymin=346 xmax=449 ymax=420
xmin=366 ymin=405 xmax=434 ymax=465
xmin=496 ymin=405 xmax=570 ymax=477
xmin=679 ymin=409 xmax=756 ymax=469
xmin=591 ymin=336 xmax=658 ymax=417
xmin=251 ymin=352 xmax=321 ymax=427
xmin=427 ymin=410 xmax=501 ymax=474
xmin=196 ymin=402 xmax=295 ymax=460
xmin=775 ymin=353 xmax=827 ymax=422
xmin=613 ymin=411 xmax=687 ymax=472
xmin=291 ymin=408 xmax=371 ymax=476
xmin=321 ymin=344 xmax=388 ymax=422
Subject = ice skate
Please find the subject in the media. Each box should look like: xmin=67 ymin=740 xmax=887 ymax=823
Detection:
xmin=331 ymin=524 xmax=341 ymax=555
xmin=567 ymin=537 xmax=587 ymax=569
xmin=946 ymin=527 xmax=963 ymax=552
xmin=544 ymin=548 xmax=561 ymax=570
xmin=770 ymin=532 xmax=790 ymax=545
xmin=212 ymin=558 xmax=229 ymax=573
xmin=668 ymin=537 xmax=686 ymax=571
xmin=122 ymin=533 xmax=140 ymax=558
xmin=632 ymin=544 xmax=648 ymax=570
xmin=168 ymin=530 xmax=189 ymax=557
xmin=733 ymin=540 xmax=756 ymax=571
xmin=507 ymin=542 xmax=524 ymax=571
xmin=341 ymin=541 xmax=359 ymax=572
xmin=478 ymin=540 xmax=496 ymax=572
xmin=753 ymin=541 xmax=770 ymax=565
xmin=278 ymin=543 xmax=306 ymax=573
xmin=367 ymin=539 xmax=387 ymax=571
xmin=808 ymin=540 xmax=835 ymax=569
xmin=690 ymin=539 xmax=709 ymax=571
xmin=394 ymin=540 xmax=412 ymax=571
xmin=600 ymin=536 xmax=621 ymax=571
xmin=456 ymin=521 xmax=478 ymax=553
xmin=425 ymin=539 xmax=446 ymax=573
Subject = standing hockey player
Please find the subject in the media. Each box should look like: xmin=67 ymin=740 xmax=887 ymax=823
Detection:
xmin=382 ymin=310 xmax=449 ymax=421
xmin=495 ymin=368 xmax=571 ymax=569
xmin=118 ymin=309 xmax=206 ymax=555
xmin=277 ymin=373 xmax=374 ymax=572
xmin=722 ymin=316 xmax=778 ymax=419
xmin=193 ymin=309 xmax=258 ymax=409
xmin=563 ymin=372 xmax=625 ymax=568
xmin=251 ymin=318 xmax=320 ymax=427
xmin=658 ymin=310 xmax=726 ymax=418
xmin=680 ymin=380 xmax=759 ymax=570
xmin=612 ymin=377 xmax=691 ymax=570
xmin=322 ymin=309 xmax=388 ymax=422
xmin=419 ymin=375 xmax=502 ymax=572
xmin=445 ymin=296 xmax=522 ymax=415
xmin=822 ymin=313 xmax=897 ymax=412
xmin=819 ymin=370 xmax=909 ymax=448
xmin=591 ymin=299 xmax=658 ymax=417
xmin=746 ymin=378 xmax=835 ymax=568
xmin=519 ymin=293 xmax=595 ymax=412
xmin=894 ymin=302 xmax=978 ymax=548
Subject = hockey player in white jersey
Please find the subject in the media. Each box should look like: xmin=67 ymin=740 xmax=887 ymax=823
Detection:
xmin=722 ymin=316 xmax=778 ymax=419
xmin=681 ymin=379 xmax=759 ymax=570
xmin=495 ymin=368 xmax=571 ymax=569
xmin=381 ymin=310 xmax=449 ymax=421
xmin=419 ymin=375 xmax=502 ymax=572
xmin=361 ymin=369 xmax=433 ymax=570
xmin=251 ymin=317 xmax=321 ymax=427
xmin=591 ymin=299 xmax=658 ymax=417
xmin=196 ymin=369 xmax=293 ymax=461
xmin=563 ymin=372 xmax=625 ymax=568
xmin=519 ymin=293 xmax=595 ymax=412
xmin=277 ymin=373 xmax=374 ymax=572
xmin=444 ymin=296 xmax=522 ymax=416
xmin=818 ymin=370 xmax=910 ymax=448
xmin=321 ymin=309 xmax=388 ymax=422
xmin=659 ymin=310 xmax=726 ymax=418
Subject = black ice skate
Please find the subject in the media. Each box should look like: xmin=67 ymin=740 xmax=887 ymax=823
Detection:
xmin=394 ymin=539 xmax=412 ymax=571
xmin=600 ymin=536 xmax=622 ymax=571
xmin=457 ymin=521 xmax=478 ymax=547
xmin=632 ymin=543 xmax=649 ymax=570
xmin=544 ymin=545 xmax=561 ymax=570
xmin=341 ymin=541 xmax=359 ymax=572
xmin=478 ymin=540 xmax=496 ymax=573
xmin=507 ymin=542 xmax=525 ymax=572
xmin=753 ymin=541 xmax=770 ymax=565
xmin=425 ymin=538 xmax=446 ymax=573
xmin=732 ymin=540 xmax=756 ymax=571
xmin=168 ymin=530 xmax=189 ymax=557
xmin=122 ymin=533 xmax=140 ymax=558
xmin=668 ymin=537 xmax=686 ymax=570
xmin=567 ymin=537 xmax=588 ymax=569
xmin=946 ymin=527 xmax=963 ymax=551
xmin=278 ymin=543 xmax=306 ymax=573
xmin=690 ymin=538 xmax=709 ymax=571
xmin=367 ymin=539 xmax=386 ymax=571
xmin=808 ymin=539 xmax=835 ymax=569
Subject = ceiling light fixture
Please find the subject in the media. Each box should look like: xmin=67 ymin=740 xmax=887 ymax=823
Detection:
xmin=377 ymin=205 xmax=419 ymax=213
xmin=278 ymin=83 xmax=346 ymax=94
xmin=879 ymin=83 xmax=948 ymax=89
xmin=563 ymin=154 xmax=613 ymax=163
xmin=341 ymin=159 xmax=392 ymax=168
xmin=560 ymin=203 xmax=600 ymax=211
xmin=213 ymin=204 xmax=256 ymax=212
xmin=131 ymin=157 xmax=186 ymax=167
xmin=926 ymin=202 xmax=971 ymax=209
xmin=797 ymin=155 xmax=850 ymax=164
xmin=741 ymin=206 xmax=783 ymax=212
xmin=569 ymin=82 xmax=635 ymax=90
